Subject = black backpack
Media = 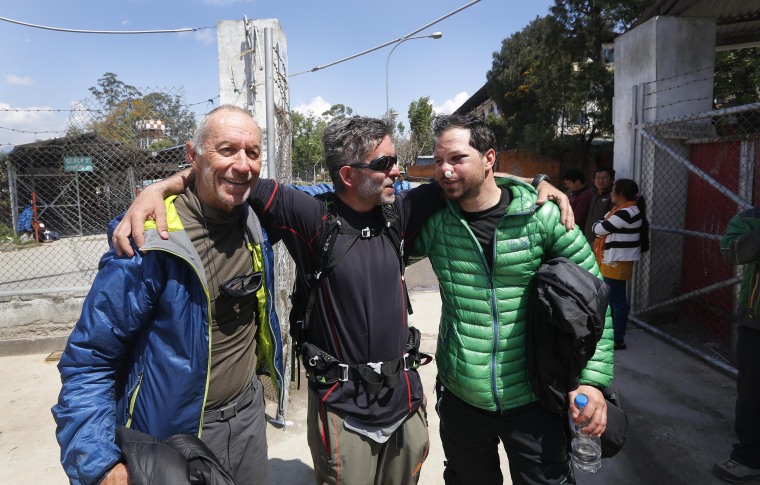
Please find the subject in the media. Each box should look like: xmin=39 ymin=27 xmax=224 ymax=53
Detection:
xmin=288 ymin=193 xmax=410 ymax=384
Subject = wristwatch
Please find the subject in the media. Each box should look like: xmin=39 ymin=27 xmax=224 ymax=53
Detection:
xmin=531 ymin=173 xmax=551 ymax=188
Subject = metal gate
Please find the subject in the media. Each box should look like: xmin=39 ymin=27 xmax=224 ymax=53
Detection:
xmin=632 ymin=102 xmax=760 ymax=369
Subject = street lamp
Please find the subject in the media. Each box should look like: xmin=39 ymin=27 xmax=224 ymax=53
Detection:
xmin=385 ymin=32 xmax=443 ymax=116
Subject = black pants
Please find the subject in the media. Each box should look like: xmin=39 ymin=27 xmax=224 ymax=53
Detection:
xmin=437 ymin=385 xmax=574 ymax=485
xmin=732 ymin=325 xmax=760 ymax=468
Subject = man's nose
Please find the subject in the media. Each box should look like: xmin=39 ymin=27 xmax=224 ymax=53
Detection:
xmin=230 ymin=150 xmax=252 ymax=169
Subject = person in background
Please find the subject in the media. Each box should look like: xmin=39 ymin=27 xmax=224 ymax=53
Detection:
xmin=394 ymin=172 xmax=412 ymax=194
xmin=584 ymin=167 xmax=615 ymax=244
xmin=412 ymin=114 xmax=612 ymax=484
xmin=591 ymin=178 xmax=645 ymax=350
xmin=562 ymin=168 xmax=592 ymax=230
xmin=713 ymin=207 xmax=760 ymax=483
xmin=52 ymin=106 xmax=285 ymax=485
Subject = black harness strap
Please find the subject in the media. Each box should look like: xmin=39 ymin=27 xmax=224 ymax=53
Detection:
xmin=300 ymin=327 xmax=432 ymax=395
xmin=289 ymin=193 xmax=416 ymax=391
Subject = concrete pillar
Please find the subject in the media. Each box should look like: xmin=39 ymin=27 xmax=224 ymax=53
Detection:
xmin=217 ymin=19 xmax=288 ymax=179
xmin=613 ymin=16 xmax=716 ymax=313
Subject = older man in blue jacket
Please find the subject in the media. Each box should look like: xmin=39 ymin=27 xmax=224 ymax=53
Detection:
xmin=52 ymin=105 xmax=285 ymax=485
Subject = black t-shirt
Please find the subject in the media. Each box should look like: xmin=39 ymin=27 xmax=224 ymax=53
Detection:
xmin=461 ymin=187 xmax=512 ymax=269
xmin=248 ymin=179 xmax=443 ymax=425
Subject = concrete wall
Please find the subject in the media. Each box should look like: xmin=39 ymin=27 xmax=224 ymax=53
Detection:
xmin=613 ymin=16 xmax=715 ymax=179
xmin=217 ymin=19 xmax=288 ymax=179
xmin=0 ymin=290 xmax=85 ymax=355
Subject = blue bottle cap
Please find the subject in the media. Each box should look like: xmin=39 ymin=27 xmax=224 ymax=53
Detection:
xmin=574 ymin=394 xmax=589 ymax=408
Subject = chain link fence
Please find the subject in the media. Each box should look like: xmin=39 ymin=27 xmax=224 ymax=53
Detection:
xmin=633 ymin=102 xmax=760 ymax=367
xmin=0 ymin=87 xmax=200 ymax=293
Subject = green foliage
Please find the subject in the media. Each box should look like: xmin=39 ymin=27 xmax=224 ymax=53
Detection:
xmin=89 ymin=72 xmax=142 ymax=112
xmin=321 ymin=104 xmax=353 ymax=119
xmin=408 ymin=97 xmax=434 ymax=157
xmin=291 ymin=111 xmax=328 ymax=181
xmin=714 ymin=47 xmax=760 ymax=107
xmin=0 ymin=223 xmax=14 ymax=240
xmin=487 ymin=0 xmax=657 ymax=159
xmin=82 ymin=73 xmax=197 ymax=146
xmin=148 ymin=139 xmax=176 ymax=151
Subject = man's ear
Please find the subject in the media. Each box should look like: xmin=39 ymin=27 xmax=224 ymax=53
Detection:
xmin=338 ymin=165 xmax=355 ymax=189
xmin=483 ymin=148 xmax=497 ymax=171
xmin=186 ymin=141 xmax=199 ymax=171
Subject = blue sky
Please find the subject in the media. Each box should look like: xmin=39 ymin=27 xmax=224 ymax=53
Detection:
xmin=0 ymin=0 xmax=554 ymax=148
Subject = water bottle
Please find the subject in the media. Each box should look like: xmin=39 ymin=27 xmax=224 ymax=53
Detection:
xmin=570 ymin=394 xmax=602 ymax=473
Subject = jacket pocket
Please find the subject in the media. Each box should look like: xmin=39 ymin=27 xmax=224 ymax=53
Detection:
xmin=124 ymin=371 xmax=144 ymax=428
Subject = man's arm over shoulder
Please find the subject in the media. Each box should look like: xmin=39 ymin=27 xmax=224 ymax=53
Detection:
xmin=721 ymin=209 xmax=760 ymax=265
xmin=399 ymin=182 xmax=445 ymax=259
xmin=52 ymin=255 xmax=158 ymax=485
xmin=249 ymin=179 xmax=326 ymax=249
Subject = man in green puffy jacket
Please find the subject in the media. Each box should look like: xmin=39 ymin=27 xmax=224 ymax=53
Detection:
xmin=410 ymin=114 xmax=614 ymax=485
xmin=713 ymin=208 xmax=760 ymax=483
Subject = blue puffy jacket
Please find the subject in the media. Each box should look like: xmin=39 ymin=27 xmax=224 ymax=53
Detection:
xmin=52 ymin=196 xmax=285 ymax=485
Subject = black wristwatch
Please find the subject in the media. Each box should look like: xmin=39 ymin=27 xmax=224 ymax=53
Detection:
xmin=531 ymin=173 xmax=551 ymax=188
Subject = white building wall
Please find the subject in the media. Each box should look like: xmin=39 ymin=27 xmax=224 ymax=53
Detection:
xmin=613 ymin=16 xmax=716 ymax=311
xmin=614 ymin=16 xmax=715 ymax=180
xmin=217 ymin=19 xmax=288 ymax=179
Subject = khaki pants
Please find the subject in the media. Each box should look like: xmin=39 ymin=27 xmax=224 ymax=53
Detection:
xmin=306 ymin=388 xmax=429 ymax=485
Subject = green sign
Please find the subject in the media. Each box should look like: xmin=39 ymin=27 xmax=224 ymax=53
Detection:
xmin=64 ymin=156 xmax=93 ymax=172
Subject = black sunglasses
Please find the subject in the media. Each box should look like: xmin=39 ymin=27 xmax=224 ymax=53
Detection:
xmin=347 ymin=155 xmax=397 ymax=171
xmin=219 ymin=272 xmax=263 ymax=299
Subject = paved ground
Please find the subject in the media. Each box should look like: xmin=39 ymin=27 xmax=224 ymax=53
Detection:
xmin=0 ymin=258 xmax=740 ymax=484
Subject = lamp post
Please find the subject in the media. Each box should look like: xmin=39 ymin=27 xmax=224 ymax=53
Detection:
xmin=385 ymin=32 xmax=443 ymax=117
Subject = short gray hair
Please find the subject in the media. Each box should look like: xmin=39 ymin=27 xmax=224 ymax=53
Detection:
xmin=322 ymin=116 xmax=393 ymax=192
xmin=191 ymin=105 xmax=255 ymax=156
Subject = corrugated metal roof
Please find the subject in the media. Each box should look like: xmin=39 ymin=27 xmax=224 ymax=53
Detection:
xmin=631 ymin=0 xmax=760 ymax=48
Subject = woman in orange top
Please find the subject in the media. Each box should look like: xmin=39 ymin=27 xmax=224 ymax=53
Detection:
xmin=592 ymin=179 xmax=646 ymax=350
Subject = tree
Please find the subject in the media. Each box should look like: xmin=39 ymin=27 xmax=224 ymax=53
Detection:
xmin=88 ymin=72 xmax=142 ymax=112
xmin=487 ymin=1 xmax=657 ymax=158
xmin=407 ymin=97 xmax=435 ymax=161
xmin=714 ymin=47 xmax=760 ymax=107
xmin=291 ymin=111 xmax=327 ymax=181
xmin=78 ymin=73 xmax=196 ymax=147
xmin=487 ymin=15 xmax=563 ymax=153
xmin=321 ymin=104 xmax=353 ymax=119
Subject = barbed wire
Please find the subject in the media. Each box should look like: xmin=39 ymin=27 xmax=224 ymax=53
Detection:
xmin=643 ymin=94 xmax=715 ymax=112
xmin=0 ymin=94 xmax=220 ymax=114
xmin=0 ymin=126 xmax=67 ymax=135
xmin=641 ymin=65 xmax=714 ymax=88
xmin=644 ymin=74 xmax=715 ymax=97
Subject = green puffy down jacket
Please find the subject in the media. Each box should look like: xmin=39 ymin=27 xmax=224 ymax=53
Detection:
xmin=412 ymin=177 xmax=614 ymax=412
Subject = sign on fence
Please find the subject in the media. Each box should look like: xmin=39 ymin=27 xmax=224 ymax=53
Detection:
xmin=63 ymin=156 xmax=93 ymax=172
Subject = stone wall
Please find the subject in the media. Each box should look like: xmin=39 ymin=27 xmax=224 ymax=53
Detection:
xmin=0 ymin=290 xmax=85 ymax=356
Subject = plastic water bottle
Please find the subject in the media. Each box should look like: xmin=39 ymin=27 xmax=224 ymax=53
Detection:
xmin=570 ymin=394 xmax=602 ymax=473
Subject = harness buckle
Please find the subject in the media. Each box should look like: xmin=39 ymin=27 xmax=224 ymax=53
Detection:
xmin=403 ymin=353 xmax=411 ymax=371
xmin=338 ymin=363 xmax=349 ymax=382
xmin=308 ymin=355 xmax=319 ymax=367
xmin=361 ymin=227 xmax=371 ymax=238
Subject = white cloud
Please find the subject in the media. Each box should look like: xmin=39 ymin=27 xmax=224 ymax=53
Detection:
xmin=0 ymin=102 xmax=68 ymax=147
xmin=294 ymin=96 xmax=332 ymax=117
xmin=194 ymin=29 xmax=216 ymax=45
xmin=121 ymin=19 xmax=130 ymax=26
xmin=5 ymin=74 xmax=34 ymax=86
xmin=177 ymin=28 xmax=216 ymax=45
xmin=433 ymin=91 xmax=470 ymax=115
